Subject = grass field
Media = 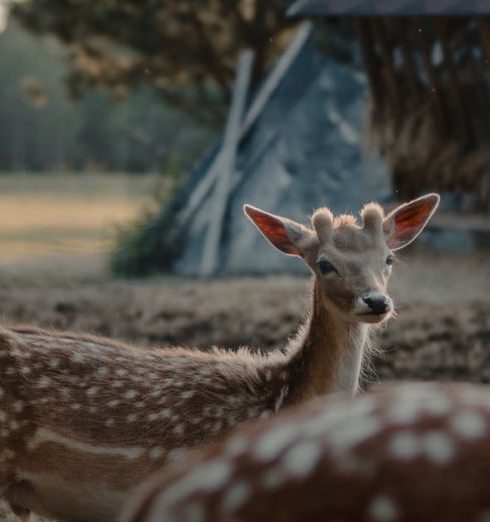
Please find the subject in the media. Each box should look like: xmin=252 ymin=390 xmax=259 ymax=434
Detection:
xmin=0 ymin=172 xmax=162 ymax=260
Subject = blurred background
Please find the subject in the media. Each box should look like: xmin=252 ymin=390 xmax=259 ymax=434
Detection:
xmin=0 ymin=0 xmax=489 ymax=440
xmin=0 ymin=2 xmax=489 ymax=517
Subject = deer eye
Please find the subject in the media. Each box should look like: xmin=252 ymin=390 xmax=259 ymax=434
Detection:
xmin=317 ymin=260 xmax=337 ymax=275
xmin=386 ymin=254 xmax=394 ymax=266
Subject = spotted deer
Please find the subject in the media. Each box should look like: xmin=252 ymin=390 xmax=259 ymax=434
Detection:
xmin=0 ymin=194 xmax=439 ymax=522
xmin=122 ymin=381 xmax=490 ymax=522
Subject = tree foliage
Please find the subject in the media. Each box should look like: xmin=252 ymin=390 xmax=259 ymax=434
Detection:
xmin=0 ymin=20 xmax=213 ymax=172
xmin=13 ymin=0 xmax=295 ymax=125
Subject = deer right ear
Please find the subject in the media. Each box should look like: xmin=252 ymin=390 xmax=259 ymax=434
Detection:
xmin=383 ymin=193 xmax=440 ymax=250
xmin=243 ymin=205 xmax=314 ymax=257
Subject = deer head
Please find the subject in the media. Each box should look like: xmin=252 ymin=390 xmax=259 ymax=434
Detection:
xmin=244 ymin=194 xmax=439 ymax=324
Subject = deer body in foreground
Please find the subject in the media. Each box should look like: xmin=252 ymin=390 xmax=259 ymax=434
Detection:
xmin=122 ymin=381 xmax=490 ymax=522
xmin=0 ymin=194 xmax=439 ymax=522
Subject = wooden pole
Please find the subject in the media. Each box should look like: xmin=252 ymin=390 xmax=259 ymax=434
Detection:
xmin=175 ymin=22 xmax=312 ymax=229
xmin=356 ymin=19 xmax=384 ymax=114
xmin=395 ymin=18 xmax=421 ymax=103
xmin=414 ymin=17 xmax=446 ymax=131
xmin=371 ymin=18 xmax=403 ymax=124
xmin=437 ymin=19 xmax=473 ymax=146
xmin=200 ymin=50 xmax=255 ymax=276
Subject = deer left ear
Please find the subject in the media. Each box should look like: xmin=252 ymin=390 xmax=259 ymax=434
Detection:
xmin=243 ymin=204 xmax=315 ymax=257
xmin=383 ymin=193 xmax=440 ymax=250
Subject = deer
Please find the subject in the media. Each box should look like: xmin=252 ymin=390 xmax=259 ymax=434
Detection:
xmin=121 ymin=381 xmax=490 ymax=522
xmin=0 ymin=194 xmax=439 ymax=522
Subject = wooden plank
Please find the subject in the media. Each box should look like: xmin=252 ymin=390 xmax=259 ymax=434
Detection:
xmin=200 ymin=50 xmax=255 ymax=276
xmin=240 ymin=21 xmax=312 ymax=136
xmin=429 ymin=212 xmax=490 ymax=232
xmin=414 ymin=17 xmax=446 ymax=130
xmin=175 ymin=22 xmax=312 ymax=229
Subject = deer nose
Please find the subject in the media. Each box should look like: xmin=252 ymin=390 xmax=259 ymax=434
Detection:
xmin=363 ymin=295 xmax=390 ymax=314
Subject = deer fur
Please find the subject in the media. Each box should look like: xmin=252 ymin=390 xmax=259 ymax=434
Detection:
xmin=0 ymin=194 xmax=439 ymax=522
xmin=122 ymin=382 xmax=490 ymax=522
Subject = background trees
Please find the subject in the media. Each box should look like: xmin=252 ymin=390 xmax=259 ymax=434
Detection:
xmin=12 ymin=0 xmax=295 ymax=126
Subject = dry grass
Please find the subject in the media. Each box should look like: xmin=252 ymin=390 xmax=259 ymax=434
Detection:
xmin=0 ymin=173 xmax=161 ymax=258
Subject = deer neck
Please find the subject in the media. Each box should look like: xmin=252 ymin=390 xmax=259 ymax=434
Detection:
xmin=284 ymin=280 xmax=369 ymax=405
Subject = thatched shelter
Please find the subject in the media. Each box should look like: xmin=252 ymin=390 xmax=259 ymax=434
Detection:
xmin=289 ymin=1 xmax=490 ymax=212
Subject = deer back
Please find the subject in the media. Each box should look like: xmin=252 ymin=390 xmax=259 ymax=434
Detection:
xmin=121 ymin=382 xmax=490 ymax=522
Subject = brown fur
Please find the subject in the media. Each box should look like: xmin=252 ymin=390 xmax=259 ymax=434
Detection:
xmin=121 ymin=382 xmax=490 ymax=522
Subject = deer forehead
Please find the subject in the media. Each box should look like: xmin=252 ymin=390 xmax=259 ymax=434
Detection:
xmin=315 ymin=228 xmax=387 ymax=267
xmin=316 ymin=222 xmax=383 ymax=253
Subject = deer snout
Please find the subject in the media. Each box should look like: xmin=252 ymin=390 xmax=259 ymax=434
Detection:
xmin=356 ymin=292 xmax=393 ymax=317
xmin=363 ymin=295 xmax=390 ymax=314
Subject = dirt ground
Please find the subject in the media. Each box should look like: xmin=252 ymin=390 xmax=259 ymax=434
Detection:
xmin=0 ymin=247 xmax=488 ymax=384
xmin=0 ymin=247 xmax=488 ymax=521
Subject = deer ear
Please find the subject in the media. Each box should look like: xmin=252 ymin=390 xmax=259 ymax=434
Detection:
xmin=383 ymin=193 xmax=440 ymax=250
xmin=243 ymin=205 xmax=314 ymax=257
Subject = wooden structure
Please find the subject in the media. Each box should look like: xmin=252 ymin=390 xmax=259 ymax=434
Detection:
xmin=288 ymin=1 xmax=490 ymax=212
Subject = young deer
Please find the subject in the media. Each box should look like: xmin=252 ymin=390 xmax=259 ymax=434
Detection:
xmin=122 ymin=382 xmax=490 ymax=522
xmin=0 ymin=194 xmax=438 ymax=522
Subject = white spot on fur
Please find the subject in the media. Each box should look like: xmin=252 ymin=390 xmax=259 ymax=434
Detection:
xmin=105 ymin=419 xmax=115 ymax=427
xmin=116 ymin=368 xmax=127 ymax=377
xmin=222 ymin=481 xmax=251 ymax=514
xmin=38 ymin=376 xmax=51 ymax=388
xmin=149 ymin=447 xmax=164 ymax=460
xmin=87 ymin=387 xmax=98 ymax=396
xmin=20 ymin=367 xmax=31 ymax=375
xmin=108 ymin=400 xmax=120 ymax=408
xmin=450 ymin=410 xmax=487 ymax=439
xmin=327 ymin=416 xmax=382 ymax=455
xmin=282 ymin=440 xmax=322 ymax=478
xmin=422 ymin=431 xmax=455 ymax=464
xmin=369 ymin=495 xmax=399 ymax=521
xmin=112 ymin=381 xmax=123 ymax=388
xmin=167 ymin=448 xmax=186 ymax=461
xmin=48 ymin=358 xmax=60 ymax=369
xmin=124 ymin=390 xmax=137 ymax=399
xmin=390 ymin=431 xmax=420 ymax=460
xmin=71 ymin=352 xmax=84 ymax=363
xmin=127 ymin=413 xmax=138 ymax=422
xmin=160 ymin=409 xmax=172 ymax=419
xmin=254 ymin=425 xmax=297 ymax=462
